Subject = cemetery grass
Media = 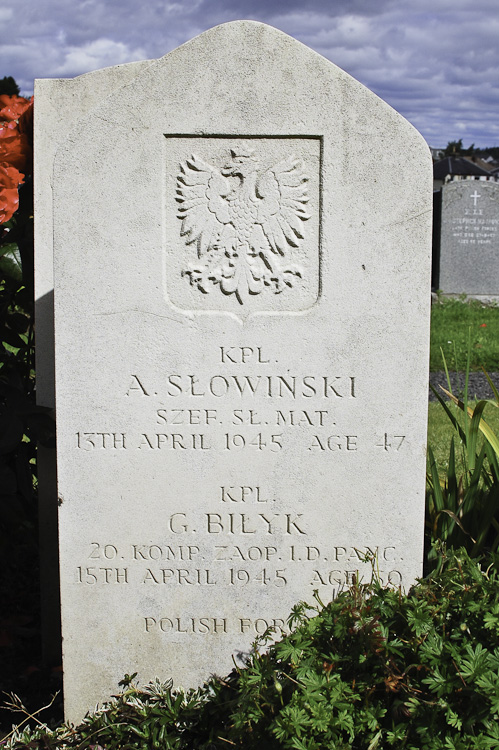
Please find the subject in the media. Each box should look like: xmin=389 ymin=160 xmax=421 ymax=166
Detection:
xmin=430 ymin=296 xmax=499 ymax=371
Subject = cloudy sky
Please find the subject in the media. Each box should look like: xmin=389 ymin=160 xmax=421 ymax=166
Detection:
xmin=1 ymin=0 xmax=498 ymax=148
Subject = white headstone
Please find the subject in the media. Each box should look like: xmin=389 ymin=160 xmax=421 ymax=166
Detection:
xmin=35 ymin=21 xmax=432 ymax=721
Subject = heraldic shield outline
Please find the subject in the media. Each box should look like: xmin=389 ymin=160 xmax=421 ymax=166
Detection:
xmin=164 ymin=135 xmax=322 ymax=320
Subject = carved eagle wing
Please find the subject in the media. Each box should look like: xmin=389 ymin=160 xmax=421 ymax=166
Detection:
xmin=255 ymin=156 xmax=310 ymax=255
xmin=176 ymin=155 xmax=231 ymax=256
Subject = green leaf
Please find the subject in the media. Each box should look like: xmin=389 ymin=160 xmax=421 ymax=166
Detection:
xmin=440 ymin=387 xmax=499 ymax=459
xmin=0 ymin=246 xmax=22 ymax=283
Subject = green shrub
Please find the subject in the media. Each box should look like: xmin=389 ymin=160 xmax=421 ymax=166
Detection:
xmin=5 ymin=548 xmax=499 ymax=749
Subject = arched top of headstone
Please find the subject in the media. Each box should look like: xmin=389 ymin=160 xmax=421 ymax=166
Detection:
xmin=53 ymin=19 xmax=429 ymax=162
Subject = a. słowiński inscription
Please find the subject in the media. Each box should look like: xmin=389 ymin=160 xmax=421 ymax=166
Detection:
xmin=35 ymin=20 xmax=432 ymax=722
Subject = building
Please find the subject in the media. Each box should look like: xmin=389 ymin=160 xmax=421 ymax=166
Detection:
xmin=433 ymin=156 xmax=497 ymax=189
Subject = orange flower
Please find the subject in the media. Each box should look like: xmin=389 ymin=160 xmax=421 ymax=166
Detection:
xmin=0 ymin=94 xmax=32 ymax=123
xmin=0 ymin=122 xmax=32 ymax=174
xmin=0 ymin=163 xmax=24 ymax=224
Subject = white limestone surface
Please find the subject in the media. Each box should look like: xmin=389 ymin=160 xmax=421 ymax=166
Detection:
xmin=37 ymin=21 xmax=432 ymax=721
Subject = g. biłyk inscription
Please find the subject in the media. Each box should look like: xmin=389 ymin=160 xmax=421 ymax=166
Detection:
xmin=439 ymin=180 xmax=499 ymax=294
xmin=74 ymin=344 xmax=406 ymax=627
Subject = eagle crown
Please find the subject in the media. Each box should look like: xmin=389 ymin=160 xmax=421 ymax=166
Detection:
xmin=221 ymin=144 xmax=258 ymax=180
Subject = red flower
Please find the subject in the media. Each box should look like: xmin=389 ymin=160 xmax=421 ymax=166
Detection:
xmin=0 ymin=122 xmax=32 ymax=174
xmin=0 ymin=94 xmax=32 ymax=123
xmin=0 ymin=164 xmax=24 ymax=224
xmin=480 ymin=323 xmax=487 ymax=328
xmin=0 ymin=95 xmax=33 ymax=224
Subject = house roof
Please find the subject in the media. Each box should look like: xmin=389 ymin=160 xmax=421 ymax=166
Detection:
xmin=433 ymin=156 xmax=491 ymax=180
xmin=462 ymin=156 xmax=498 ymax=172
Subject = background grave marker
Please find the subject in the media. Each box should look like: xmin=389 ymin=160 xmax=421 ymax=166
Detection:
xmin=439 ymin=180 xmax=499 ymax=295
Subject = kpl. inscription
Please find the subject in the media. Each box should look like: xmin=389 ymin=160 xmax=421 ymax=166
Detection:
xmin=73 ymin=481 xmax=404 ymax=607
xmin=74 ymin=346 xmax=410 ymax=453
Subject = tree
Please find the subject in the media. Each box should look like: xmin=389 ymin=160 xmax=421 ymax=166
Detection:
xmin=0 ymin=76 xmax=20 ymax=96
xmin=444 ymin=139 xmax=475 ymax=157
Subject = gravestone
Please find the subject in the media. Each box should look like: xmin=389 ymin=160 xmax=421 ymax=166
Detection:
xmin=439 ymin=180 xmax=499 ymax=295
xmin=35 ymin=21 xmax=432 ymax=721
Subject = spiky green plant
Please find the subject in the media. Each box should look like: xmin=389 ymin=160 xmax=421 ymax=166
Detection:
xmin=426 ymin=341 xmax=499 ymax=569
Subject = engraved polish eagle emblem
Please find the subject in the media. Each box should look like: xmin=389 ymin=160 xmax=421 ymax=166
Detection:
xmin=176 ymin=144 xmax=310 ymax=304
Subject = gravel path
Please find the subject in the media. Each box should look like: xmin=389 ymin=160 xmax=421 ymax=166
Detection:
xmin=429 ymin=372 xmax=499 ymax=402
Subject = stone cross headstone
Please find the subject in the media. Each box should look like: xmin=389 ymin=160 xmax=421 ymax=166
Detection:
xmin=439 ymin=180 xmax=499 ymax=295
xmin=35 ymin=21 xmax=432 ymax=721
